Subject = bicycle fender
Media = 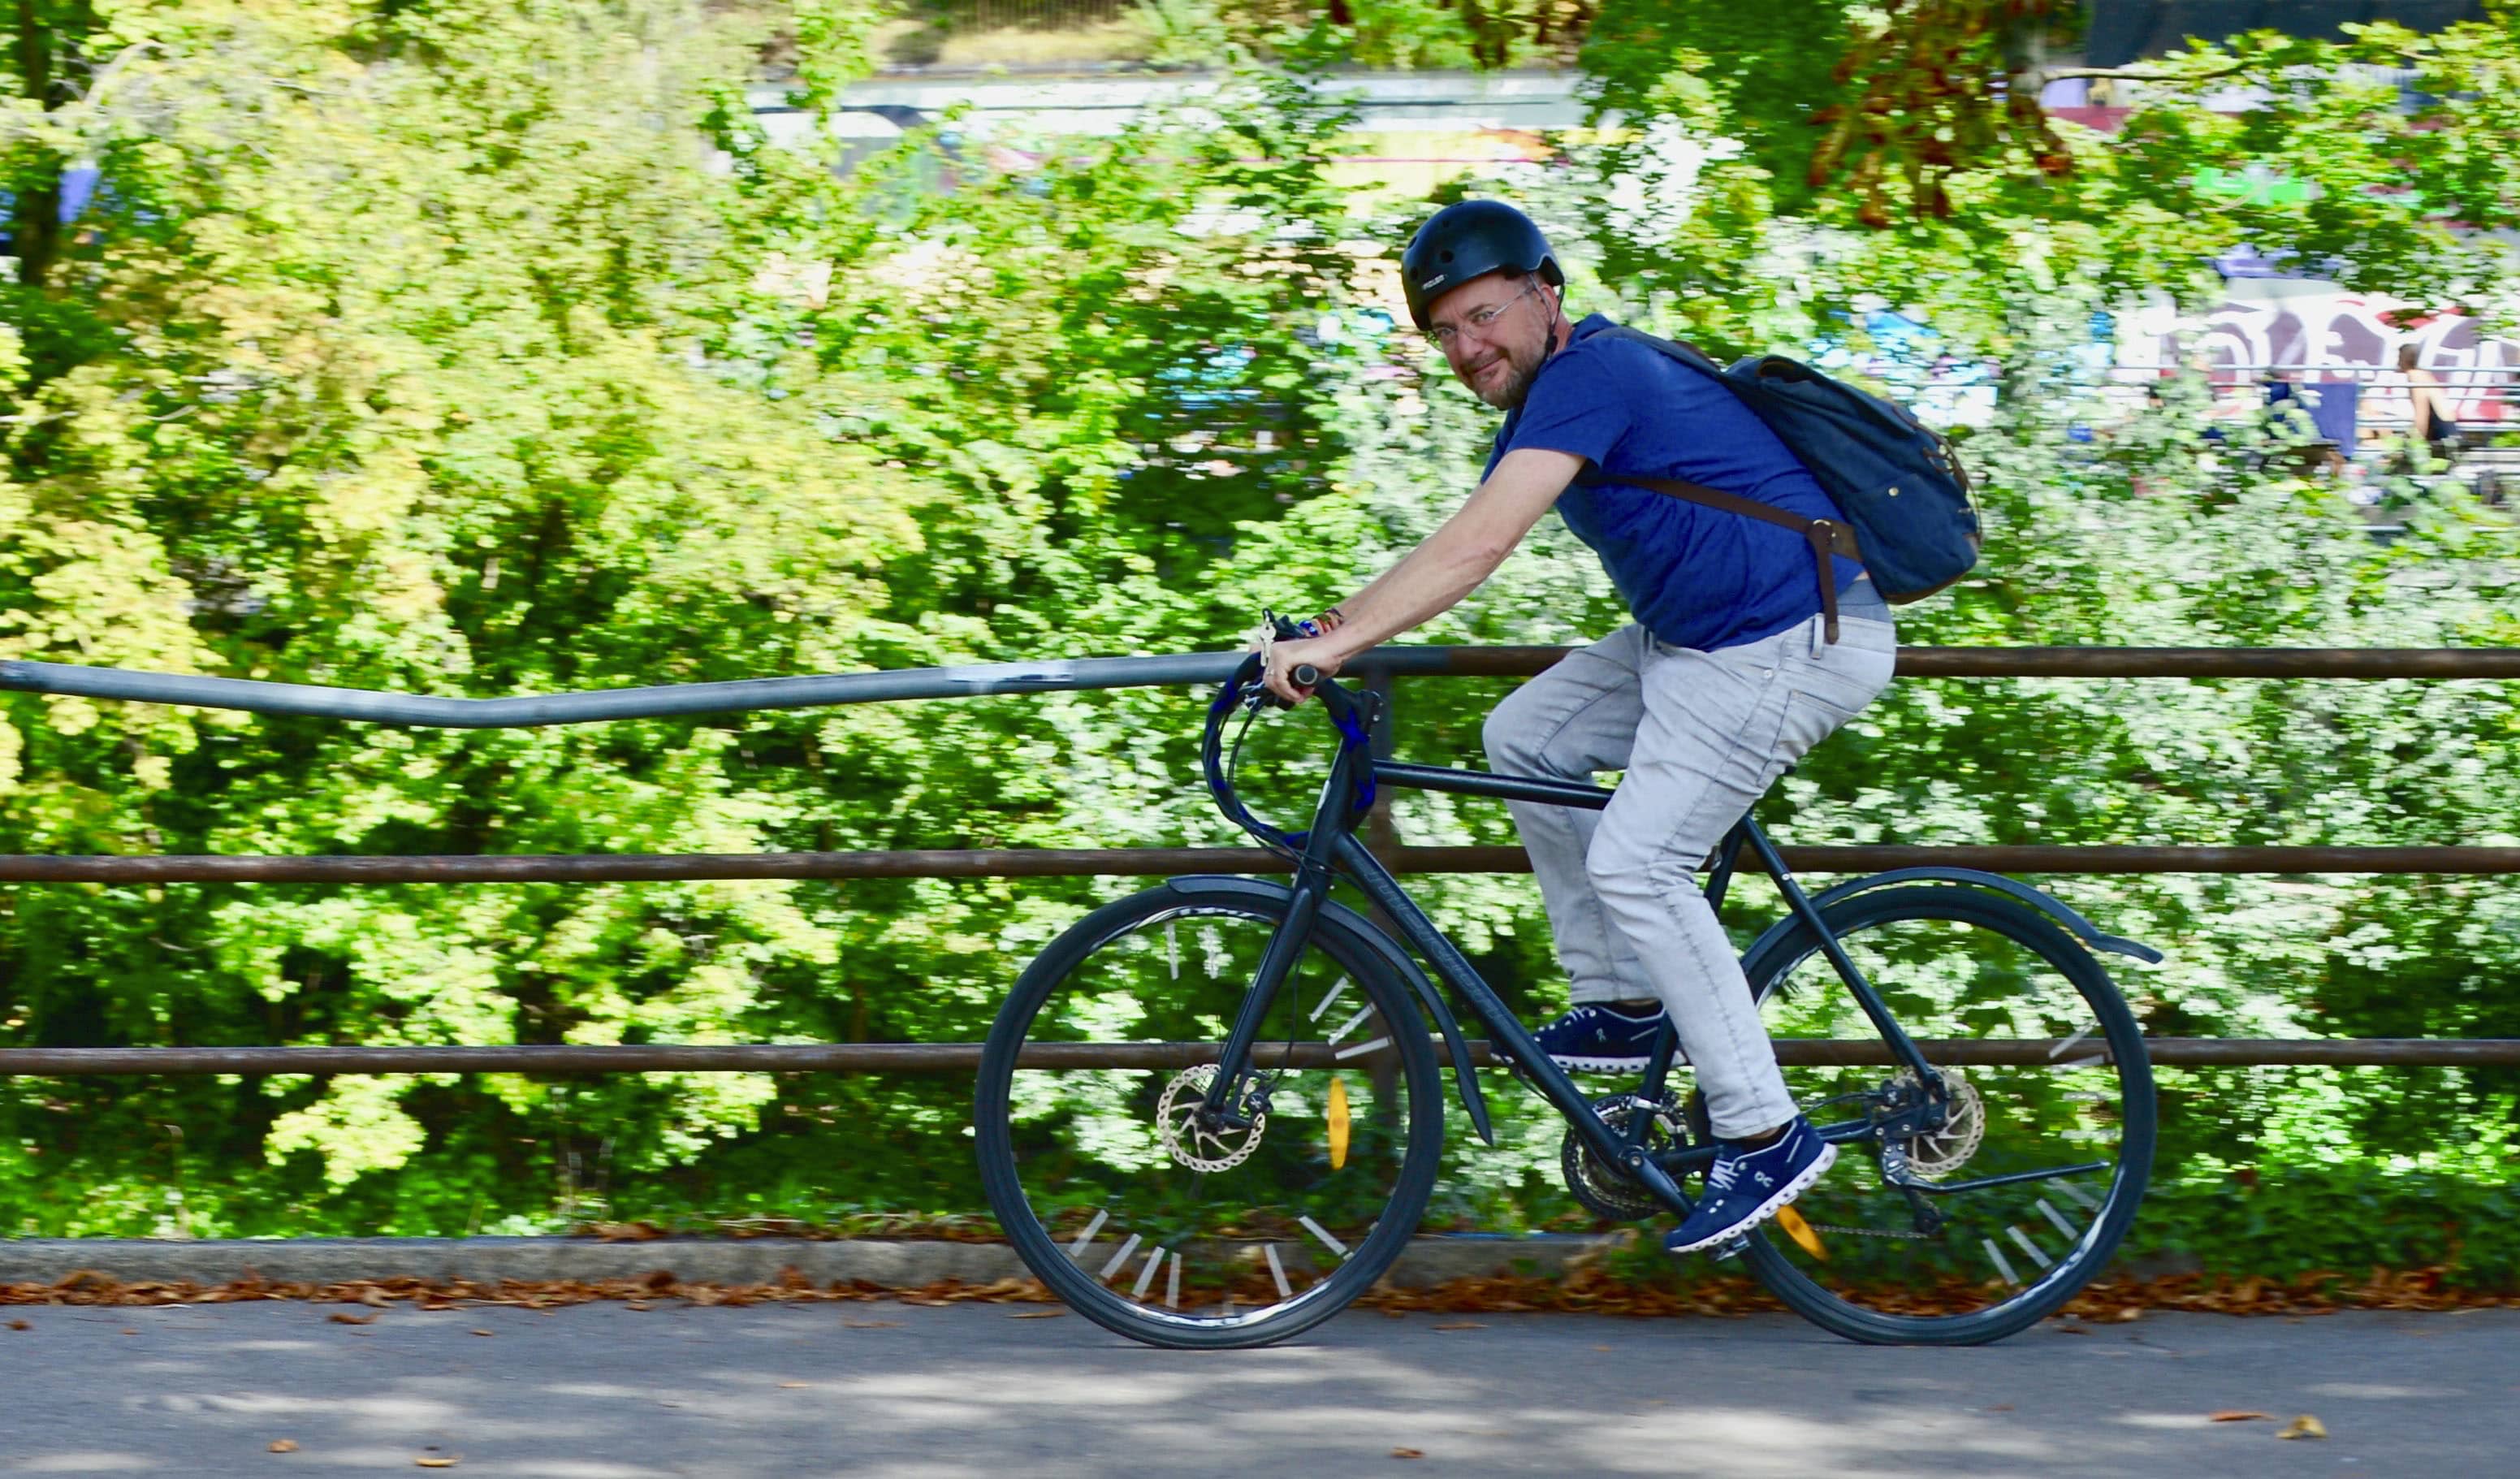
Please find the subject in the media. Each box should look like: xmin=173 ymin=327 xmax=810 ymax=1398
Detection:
xmin=1750 ymin=867 xmax=2164 ymax=966
xmin=1161 ymin=875 xmax=1496 ymax=1145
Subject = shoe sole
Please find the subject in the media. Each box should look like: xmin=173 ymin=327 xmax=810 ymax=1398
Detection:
xmin=1546 ymin=1053 xmax=1655 ymax=1073
xmin=1664 ymin=1141 xmax=1839 ymax=1255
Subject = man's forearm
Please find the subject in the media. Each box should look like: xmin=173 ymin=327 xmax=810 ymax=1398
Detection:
xmin=1260 ymin=448 xmax=1580 ymax=703
xmin=1325 ymin=530 xmax=1510 ymax=657
xmin=1323 ymin=562 xmax=1402 ymax=629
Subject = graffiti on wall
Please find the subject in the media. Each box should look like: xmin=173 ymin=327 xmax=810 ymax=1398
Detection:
xmin=2125 ymin=289 xmax=2518 ymax=425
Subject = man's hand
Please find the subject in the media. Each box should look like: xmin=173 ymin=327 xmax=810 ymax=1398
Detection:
xmin=1261 ymin=634 xmax=1344 ymax=706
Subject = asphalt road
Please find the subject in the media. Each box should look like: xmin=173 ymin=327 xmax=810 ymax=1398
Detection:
xmin=4 ymin=1299 xmax=2511 ymax=1477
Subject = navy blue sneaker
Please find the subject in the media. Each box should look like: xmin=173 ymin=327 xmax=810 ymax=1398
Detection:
xmin=1530 ymin=1002 xmax=1669 ymax=1072
xmin=1663 ymin=1115 xmax=1836 ymax=1255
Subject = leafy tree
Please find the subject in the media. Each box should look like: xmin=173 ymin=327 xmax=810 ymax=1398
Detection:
xmin=0 ymin=0 xmax=2511 ymax=1291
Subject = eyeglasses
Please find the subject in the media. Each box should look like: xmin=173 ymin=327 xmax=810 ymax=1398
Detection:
xmin=1426 ymin=280 xmax=1543 ymax=349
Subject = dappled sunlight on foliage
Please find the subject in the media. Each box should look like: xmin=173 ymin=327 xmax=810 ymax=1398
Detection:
xmin=0 ymin=1 xmax=2512 ymax=1293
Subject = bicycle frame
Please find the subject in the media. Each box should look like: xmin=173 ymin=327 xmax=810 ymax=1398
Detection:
xmin=1200 ymin=668 xmax=1952 ymax=1219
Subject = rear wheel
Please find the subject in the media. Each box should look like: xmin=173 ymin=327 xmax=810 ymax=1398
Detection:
xmin=1727 ymin=886 xmax=2155 ymax=1344
xmin=975 ymin=883 xmax=1444 ymax=1349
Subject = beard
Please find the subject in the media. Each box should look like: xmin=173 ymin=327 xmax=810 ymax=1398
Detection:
xmin=1461 ymin=335 xmax=1550 ymax=410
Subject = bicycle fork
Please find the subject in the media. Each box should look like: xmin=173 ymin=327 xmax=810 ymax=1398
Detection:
xmin=1199 ymin=730 xmax=1368 ymax=1127
xmin=1197 ymin=857 xmax=1331 ymax=1127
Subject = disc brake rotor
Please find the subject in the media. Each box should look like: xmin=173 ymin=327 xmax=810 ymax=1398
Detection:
xmin=1156 ymin=1066 xmax=1268 ymax=1173
xmin=1891 ymin=1066 xmax=1984 ymax=1180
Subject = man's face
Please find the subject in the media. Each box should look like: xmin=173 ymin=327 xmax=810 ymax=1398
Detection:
xmin=1428 ymin=273 xmax=1557 ymax=411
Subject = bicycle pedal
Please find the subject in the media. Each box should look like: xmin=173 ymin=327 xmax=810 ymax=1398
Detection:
xmin=1709 ymin=1235 xmax=1752 ymax=1263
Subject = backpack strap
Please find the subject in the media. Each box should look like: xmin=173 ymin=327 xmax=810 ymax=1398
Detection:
xmin=1582 ymin=466 xmax=1865 ymax=643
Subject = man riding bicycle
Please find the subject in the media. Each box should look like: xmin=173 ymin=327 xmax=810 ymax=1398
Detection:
xmin=1258 ymin=200 xmax=1897 ymax=1256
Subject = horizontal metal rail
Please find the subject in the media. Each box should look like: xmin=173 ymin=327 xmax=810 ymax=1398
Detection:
xmin=0 ymin=1039 xmax=2506 ymax=1073
xmin=2 ymin=647 xmax=2514 ymax=729
xmin=3 ymin=646 xmax=2514 ymax=1085
xmin=5 ymin=844 xmax=2518 ymax=884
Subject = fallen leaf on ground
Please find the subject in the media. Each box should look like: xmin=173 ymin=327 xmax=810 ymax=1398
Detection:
xmin=2278 ymin=1414 xmax=2328 ymax=1440
xmin=625 ymin=1301 xmax=651 ymax=1311
xmin=469 ymin=1329 xmax=494 ymax=1338
xmin=414 ymin=1449 xmax=461 ymax=1468
xmin=778 ymin=1382 xmax=811 ymax=1389
xmin=356 ymin=1288 xmax=392 ymax=1309
xmin=588 ymin=1222 xmax=666 ymax=1242
xmin=6 ymin=1321 xmax=25 ymax=1331
xmin=1431 ymin=1321 xmax=1485 ymax=1331
xmin=843 ymin=1319 xmax=899 ymax=1329
xmin=1391 ymin=1449 xmax=1424 ymax=1460
xmin=1008 ymin=1309 xmax=1063 ymax=1319
xmin=267 ymin=1439 xmax=298 ymax=1453
xmin=119 ymin=1329 xmax=138 ymax=1335
xmin=1985 ymin=1403 xmax=2014 ymax=1412
xmin=2209 ymin=1410 xmax=2270 ymax=1423
xmin=328 ymin=1313 xmax=378 ymax=1325
xmin=1592 ymin=1344 xmax=1611 ymax=1351
xmin=0 ymin=1262 xmax=2498 ymax=1321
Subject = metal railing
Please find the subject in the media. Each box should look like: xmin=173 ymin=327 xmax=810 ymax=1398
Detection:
xmin=2211 ymin=365 xmax=2517 ymax=435
xmin=2 ymin=645 xmax=2515 ymax=1073
xmin=957 ymin=0 xmax=1130 ymax=32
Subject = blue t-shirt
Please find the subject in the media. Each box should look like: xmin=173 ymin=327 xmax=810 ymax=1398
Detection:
xmin=1484 ymin=314 xmax=1860 ymax=652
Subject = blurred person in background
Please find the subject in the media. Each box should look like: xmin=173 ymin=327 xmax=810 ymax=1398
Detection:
xmin=2396 ymin=343 xmax=2457 ymax=474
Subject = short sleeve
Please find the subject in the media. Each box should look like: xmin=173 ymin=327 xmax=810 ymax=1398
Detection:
xmin=1502 ymin=344 xmax=1639 ymax=469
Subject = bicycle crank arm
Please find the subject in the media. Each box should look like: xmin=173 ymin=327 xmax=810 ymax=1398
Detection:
xmin=1619 ymin=1145 xmax=1696 ymax=1216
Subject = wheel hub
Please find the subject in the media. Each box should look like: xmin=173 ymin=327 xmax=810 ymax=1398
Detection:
xmin=1888 ymin=1066 xmax=1985 ymax=1180
xmin=1156 ymin=1066 xmax=1268 ymax=1172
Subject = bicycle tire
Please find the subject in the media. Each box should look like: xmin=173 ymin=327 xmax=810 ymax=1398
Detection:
xmin=975 ymin=882 xmax=1445 ymax=1350
xmin=1732 ymin=885 xmax=2155 ymax=1345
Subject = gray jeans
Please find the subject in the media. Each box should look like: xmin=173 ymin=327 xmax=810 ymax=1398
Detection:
xmin=1480 ymin=585 xmax=1896 ymax=1140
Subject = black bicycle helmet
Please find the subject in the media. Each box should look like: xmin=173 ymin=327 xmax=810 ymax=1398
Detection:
xmin=1399 ymin=200 xmax=1564 ymax=330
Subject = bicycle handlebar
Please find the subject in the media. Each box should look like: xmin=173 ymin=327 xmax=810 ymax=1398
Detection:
xmin=1203 ymin=637 xmax=1373 ymax=850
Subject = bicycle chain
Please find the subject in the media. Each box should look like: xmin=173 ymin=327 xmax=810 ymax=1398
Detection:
xmin=1805 ymin=1222 xmax=1936 ymax=1241
xmin=1798 ymin=1140 xmax=1939 ymax=1240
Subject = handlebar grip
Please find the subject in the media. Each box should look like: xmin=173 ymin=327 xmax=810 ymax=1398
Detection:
xmin=1292 ymin=664 xmax=1321 ymax=687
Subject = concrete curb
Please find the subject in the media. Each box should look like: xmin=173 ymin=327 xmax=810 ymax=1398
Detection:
xmin=0 ymin=1234 xmax=1623 ymax=1291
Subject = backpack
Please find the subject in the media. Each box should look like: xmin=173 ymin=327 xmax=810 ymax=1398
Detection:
xmin=1577 ymin=325 xmax=1982 ymax=642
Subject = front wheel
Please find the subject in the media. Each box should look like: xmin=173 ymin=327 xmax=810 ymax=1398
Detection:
xmin=975 ymin=882 xmax=1445 ymax=1349
xmin=1728 ymin=886 xmax=2155 ymax=1344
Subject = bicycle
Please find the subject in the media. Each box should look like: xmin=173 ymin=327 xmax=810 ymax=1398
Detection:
xmin=975 ymin=629 xmax=2159 ymax=1349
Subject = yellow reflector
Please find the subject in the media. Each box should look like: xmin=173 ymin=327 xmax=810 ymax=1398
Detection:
xmin=1326 ymin=1075 xmax=1351 ymax=1170
xmin=1774 ymin=1204 xmax=1826 ymax=1261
